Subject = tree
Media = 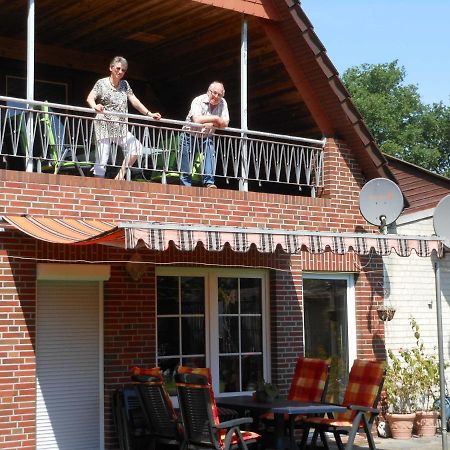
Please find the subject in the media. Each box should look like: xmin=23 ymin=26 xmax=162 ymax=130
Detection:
xmin=342 ymin=60 xmax=450 ymax=176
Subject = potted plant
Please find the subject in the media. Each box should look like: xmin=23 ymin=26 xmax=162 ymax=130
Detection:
xmin=384 ymin=317 xmax=419 ymax=439
xmin=409 ymin=318 xmax=442 ymax=437
xmin=377 ymin=304 xmax=396 ymax=322
xmin=384 ymin=345 xmax=417 ymax=439
xmin=383 ymin=317 xmax=444 ymax=439
xmin=253 ymin=379 xmax=279 ymax=403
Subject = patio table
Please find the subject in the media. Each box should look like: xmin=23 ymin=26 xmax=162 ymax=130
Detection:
xmin=216 ymin=395 xmax=347 ymax=450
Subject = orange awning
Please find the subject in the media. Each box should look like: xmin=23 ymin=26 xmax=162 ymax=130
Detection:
xmin=3 ymin=215 xmax=124 ymax=246
xmin=2 ymin=215 xmax=443 ymax=257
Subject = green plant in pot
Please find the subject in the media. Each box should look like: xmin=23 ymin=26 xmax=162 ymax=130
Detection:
xmin=384 ymin=317 xmax=445 ymax=439
xmin=253 ymin=379 xmax=279 ymax=403
xmin=384 ymin=319 xmax=418 ymax=439
xmin=409 ymin=318 xmax=443 ymax=437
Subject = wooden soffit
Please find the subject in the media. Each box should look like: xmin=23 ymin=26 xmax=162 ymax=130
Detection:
xmin=191 ymin=0 xmax=280 ymax=20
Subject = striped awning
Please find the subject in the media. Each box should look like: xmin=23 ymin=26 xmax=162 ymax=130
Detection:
xmin=3 ymin=215 xmax=124 ymax=246
xmin=125 ymin=223 xmax=442 ymax=257
xmin=2 ymin=215 xmax=443 ymax=257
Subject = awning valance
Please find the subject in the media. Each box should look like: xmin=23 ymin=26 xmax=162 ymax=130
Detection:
xmin=125 ymin=224 xmax=441 ymax=257
xmin=2 ymin=215 xmax=443 ymax=257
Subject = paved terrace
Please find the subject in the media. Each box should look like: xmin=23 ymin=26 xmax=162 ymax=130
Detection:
xmin=324 ymin=431 xmax=449 ymax=449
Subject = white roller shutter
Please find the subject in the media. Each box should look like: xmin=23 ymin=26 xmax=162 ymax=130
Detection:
xmin=36 ymin=280 xmax=103 ymax=450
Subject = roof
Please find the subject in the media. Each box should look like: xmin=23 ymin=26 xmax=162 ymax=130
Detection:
xmin=385 ymin=154 xmax=450 ymax=215
xmin=0 ymin=0 xmax=392 ymax=181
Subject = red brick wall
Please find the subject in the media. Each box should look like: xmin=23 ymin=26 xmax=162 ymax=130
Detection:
xmin=0 ymin=138 xmax=386 ymax=449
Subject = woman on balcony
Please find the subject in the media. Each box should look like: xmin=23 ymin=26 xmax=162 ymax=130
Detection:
xmin=87 ymin=56 xmax=161 ymax=179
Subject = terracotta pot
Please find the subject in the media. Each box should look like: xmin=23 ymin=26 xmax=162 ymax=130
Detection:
xmin=414 ymin=410 xmax=438 ymax=437
xmin=386 ymin=412 xmax=415 ymax=439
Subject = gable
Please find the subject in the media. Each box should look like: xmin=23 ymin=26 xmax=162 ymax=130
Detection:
xmin=386 ymin=155 xmax=450 ymax=214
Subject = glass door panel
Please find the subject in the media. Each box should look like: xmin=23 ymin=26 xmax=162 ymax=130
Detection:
xmin=157 ymin=275 xmax=205 ymax=395
xmin=218 ymin=277 xmax=263 ymax=392
xmin=303 ymin=278 xmax=348 ymax=402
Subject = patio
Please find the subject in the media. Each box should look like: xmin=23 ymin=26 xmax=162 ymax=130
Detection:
xmin=328 ymin=432 xmax=449 ymax=449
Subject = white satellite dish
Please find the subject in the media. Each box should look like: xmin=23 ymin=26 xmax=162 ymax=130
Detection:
xmin=433 ymin=194 xmax=450 ymax=248
xmin=359 ymin=178 xmax=404 ymax=233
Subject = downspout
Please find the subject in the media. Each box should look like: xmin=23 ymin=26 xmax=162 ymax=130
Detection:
xmin=434 ymin=256 xmax=448 ymax=450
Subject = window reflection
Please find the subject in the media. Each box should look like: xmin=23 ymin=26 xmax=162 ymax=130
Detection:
xmin=218 ymin=277 xmax=263 ymax=392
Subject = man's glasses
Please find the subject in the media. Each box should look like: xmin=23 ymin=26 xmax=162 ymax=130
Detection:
xmin=209 ymin=89 xmax=224 ymax=98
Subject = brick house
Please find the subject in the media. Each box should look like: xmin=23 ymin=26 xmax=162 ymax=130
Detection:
xmin=0 ymin=1 xmax=442 ymax=449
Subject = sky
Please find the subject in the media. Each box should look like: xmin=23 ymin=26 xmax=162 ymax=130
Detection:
xmin=301 ymin=0 xmax=450 ymax=106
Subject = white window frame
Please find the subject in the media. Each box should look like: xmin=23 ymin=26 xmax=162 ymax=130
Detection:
xmin=302 ymin=272 xmax=357 ymax=369
xmin=156 ymin=267 xmax=270 ymax=396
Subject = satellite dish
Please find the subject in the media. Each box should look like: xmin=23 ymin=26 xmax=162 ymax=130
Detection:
xmin=433 ymin=194 xmax=450 ymax=248
xmin=359 ymin=178 xmax=404 ymax=233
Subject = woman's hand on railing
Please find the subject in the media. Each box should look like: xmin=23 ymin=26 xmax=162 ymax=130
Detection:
xmin=93 ymin=104 xmax=105 ymax=113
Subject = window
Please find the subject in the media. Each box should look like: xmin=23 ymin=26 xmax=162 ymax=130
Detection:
xmin=6 ymin=76 xmax=68 ymax=104
xmin=156 ymin=268 xmax=269 ymax=395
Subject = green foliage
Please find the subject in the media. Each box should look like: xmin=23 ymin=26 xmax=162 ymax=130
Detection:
xmin=254 ymin=379 xmax=279 ymax=402
xmin=342 ymin=60 xmax=450 ymax=176
xmin=385 ymin=317 xmax=444 ymax=413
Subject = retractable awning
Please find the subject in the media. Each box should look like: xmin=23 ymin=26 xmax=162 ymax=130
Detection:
xmin=1 ymin=215 xmax=442 ymax=257
xmin=2 ymin=215 xmax=124 ymax=247
xmin=123 ymin=222 xmax=442 ymax=257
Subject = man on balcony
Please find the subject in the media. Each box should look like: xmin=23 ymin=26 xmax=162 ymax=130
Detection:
xmin=180 ymin=81 xmax=229 ymax=188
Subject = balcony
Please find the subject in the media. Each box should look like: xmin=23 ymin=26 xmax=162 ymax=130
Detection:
xmin=0 ymin=96 xmax=325 ymax=197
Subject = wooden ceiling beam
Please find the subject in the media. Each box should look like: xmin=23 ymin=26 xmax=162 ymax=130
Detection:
xmin=0 ymin=36 xmax=147 ymax=80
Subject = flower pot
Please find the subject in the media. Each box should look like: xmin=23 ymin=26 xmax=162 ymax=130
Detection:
xmin=377 ymin=307 xmax=396 ymax=321
xmin=386 ymin=412 xmax=415 ymax=439
xmin=414 ymin=410 xmax=438 ymax=437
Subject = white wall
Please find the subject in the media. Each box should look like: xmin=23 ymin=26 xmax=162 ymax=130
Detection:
xmin=383 ymin=211 xmax=450 ymax=379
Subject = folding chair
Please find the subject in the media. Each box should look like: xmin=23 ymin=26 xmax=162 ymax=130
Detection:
xmin=38 ymin=103 xmax=93 ymax=175
xmin=111 ymin=385 xmax=151 ymax=450
xmin=3 ymin=101 xmax=30 ymax=171
xmin=298 ymin=359 xmax=386 ymax=450
xmin=131 ymin=366 xmax=184 ymax=450
xmin=144 ymin=134 xmax=203 ymax=185
xmin=177 ymin=366 xmax=239 ymax=422
xmin=260 ymin=357 xmax=330 ymax=445
xmin=175 ymin=372 xmax=260 ymax=450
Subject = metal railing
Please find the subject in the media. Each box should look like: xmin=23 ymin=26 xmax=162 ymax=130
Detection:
xmin=0 ymin=96 xmax=325 ymax=196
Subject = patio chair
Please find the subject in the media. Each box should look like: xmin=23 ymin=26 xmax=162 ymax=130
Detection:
xmin=38 ymin=103 xmax=93 ymax=175
xmin=112 ymin=385 xmax=151 ymax=450
xmin=260 ymin=357 xmax=330 ymax=446
xmin=2 ymin=101 xmax=29 ymax=171
xmin=177 ymin=366 xmax=238 ymax=422
xmin=298 ymin=359 xmax=386 ymax=450
xmin=131 ymin=366 xmax=184 ymax=450
xmin=175 ymin=372 xmax=260 ymax=450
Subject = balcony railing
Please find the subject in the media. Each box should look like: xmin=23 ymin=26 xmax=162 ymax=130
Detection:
xmin=0 ymin=96 xmax=325 ymax=196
